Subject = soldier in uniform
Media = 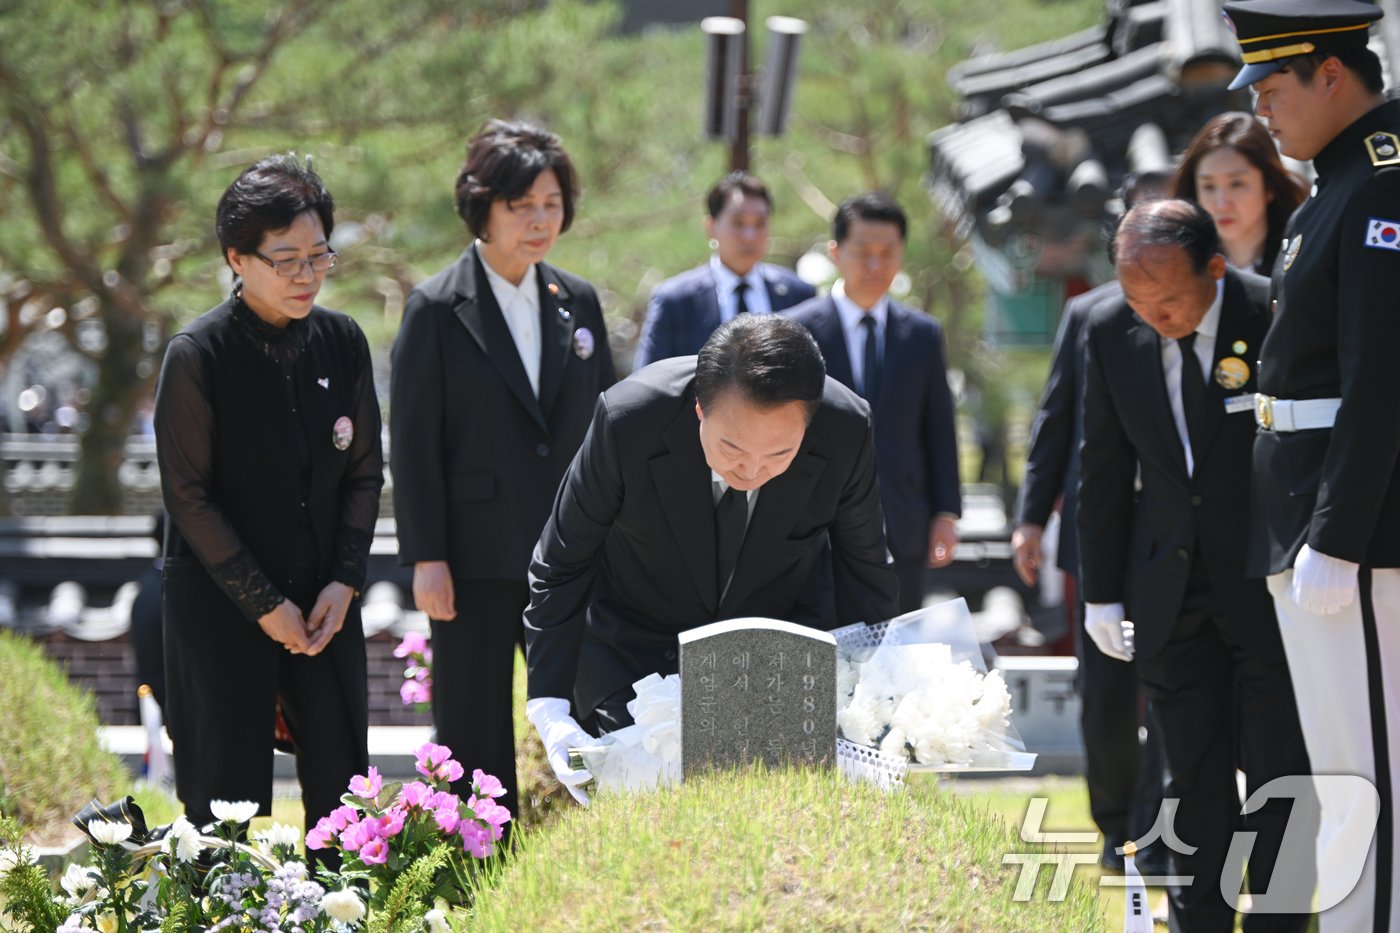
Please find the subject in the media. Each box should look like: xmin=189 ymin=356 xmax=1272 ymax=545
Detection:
xmin=1226 ymin=1 xmax=1400 ymax=928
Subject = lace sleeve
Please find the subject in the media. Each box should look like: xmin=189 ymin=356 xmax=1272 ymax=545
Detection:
xmin=332 ymin=324 xmax=385 ymax=592
xmin=154 ymin=335 xmax=284 ymax=622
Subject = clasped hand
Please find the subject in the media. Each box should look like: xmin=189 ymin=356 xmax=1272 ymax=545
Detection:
xmin=1290 ymin=544 xmax=1359 ymax=615
xmin=257 ymin=581 xmax=354 ymax=656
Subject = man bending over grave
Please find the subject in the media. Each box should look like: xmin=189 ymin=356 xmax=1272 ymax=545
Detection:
xmin=523 ymin=314 xmax=900 ymax=801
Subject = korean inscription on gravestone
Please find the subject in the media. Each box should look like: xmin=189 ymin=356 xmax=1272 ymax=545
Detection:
xmin=678 ymin=618 xmax=836 ymax=775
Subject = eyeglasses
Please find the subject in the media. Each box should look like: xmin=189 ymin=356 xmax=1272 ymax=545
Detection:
xmin=251 ymin=250 xmax=338 ymax=278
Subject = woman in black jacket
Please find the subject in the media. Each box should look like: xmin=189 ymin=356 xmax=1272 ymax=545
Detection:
xmin=154 ymin=154 xmax=383 ymax=835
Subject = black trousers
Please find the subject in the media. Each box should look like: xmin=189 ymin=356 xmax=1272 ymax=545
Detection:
xmin=1137 ymin=570 xmax=1312 ymax=933
xmin=429 ymin=578 xmax=527 ymax=825
xmin=894 ymin=557 xmax=927 ymax=616
xmin=1075 ymin=595 xmax=1166 ymax=850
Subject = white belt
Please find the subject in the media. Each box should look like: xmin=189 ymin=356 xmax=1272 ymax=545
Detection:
xmin=1254 ymin=395 xmax=1342 ymax=432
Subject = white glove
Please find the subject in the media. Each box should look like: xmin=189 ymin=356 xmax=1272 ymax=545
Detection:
xmin=1290 ymin=544 xmax=1360 ymax=616
xmin=1084 ymin=602 xmax=1135 ymax=662
xmin=525 ymin=696 xmax=594 ymax=807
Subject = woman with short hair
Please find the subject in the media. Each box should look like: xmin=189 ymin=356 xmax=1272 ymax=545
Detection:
xmin=155 ymin=154 xmax=382 ymax=840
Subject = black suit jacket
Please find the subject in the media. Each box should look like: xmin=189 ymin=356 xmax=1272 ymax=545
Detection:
xmin=633 ymin=261 xmax=816 ymax=368
xmin=524 ymin=358 xmax=899 ymax=714
xmin=390 ymin=245 xmax=616 ymax=581
xmin=1078 ymin=270 xmax=1276 ymax=660
xmin=784 ymin=296 xmax=961 ymax=562
xmin=1252 ymin=98 xmax=1400 ymax=574
xmin=1015 ymin=282 xmax=1122 ymax=576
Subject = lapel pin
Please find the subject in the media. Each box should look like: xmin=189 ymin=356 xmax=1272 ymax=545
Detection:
xmin=547 ymin=282 xmax=560 ymax=296
xmin=558 ymin=306 xmax=572 ymax=322
xmin=573 ymin=326 xmax=595 ymax=360
xmin=332 ymin=416 xmax=354 ymax=451
xmin=774 ymin=281 xmax=789 ymax=297
xmin=317 ymin=377 xmax=330 ymax=389
xmin=1232 ymin=340 xmax=1246 ymax=355
xmin=1214 ymin=357 xmax=1250 ymax=390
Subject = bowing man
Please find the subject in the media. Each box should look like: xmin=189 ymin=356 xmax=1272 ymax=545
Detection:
xmin=524 ymin=314 xmax=899 ymax=803
xmin=1077 ymin=199 xmax=1312 ymax=931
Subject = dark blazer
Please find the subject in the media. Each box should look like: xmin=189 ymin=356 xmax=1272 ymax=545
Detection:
xmin=390 ymin=245 xmax=617 ymax=580
xmin=524 ymin=358 xmax=900 ymax=715
xmin=1251 ymin=98 xmax=1400 ymax=574
xmin=1078 ymin=270 xmax=1276 ymax=660
xmin=784 ymin=296 xmax=961 ymax=562
xmin=633 ymin=261 xmax=815 ymax=368
xmin=1015 ymin=282 xmax=1123 ymax=576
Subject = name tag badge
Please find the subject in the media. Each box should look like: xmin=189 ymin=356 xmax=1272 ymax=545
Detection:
xmin=1224 ymin=395 xmax=1255 ymax=415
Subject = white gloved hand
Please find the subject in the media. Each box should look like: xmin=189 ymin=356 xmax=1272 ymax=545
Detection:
xmin=1290 ymin=544 xmax=1360 ymax=616
xmin=1084 ymin=602 xmax=1135 ymax=662
xmin=525 ymin=697 xmax=595 ymax=807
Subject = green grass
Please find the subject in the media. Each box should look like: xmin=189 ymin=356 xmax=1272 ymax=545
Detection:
xmin=465 ymin=766 xmax=1104 ymax=932
xmin=0 ymin=630 xmax=129 ymax=845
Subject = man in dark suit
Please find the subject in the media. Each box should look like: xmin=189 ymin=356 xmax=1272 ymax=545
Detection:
xmin=633 ymin=172 xmax=814 ymax=368
xmin=1013 ymin=171 xmax=1171 ymax=872
xmin=785 ymin=192 xmax=960 ymax=614
xmin=524 ymin=314 xmax=899 ymax=803
xmin=1079 ymin=200 xmax=1312 ymax=931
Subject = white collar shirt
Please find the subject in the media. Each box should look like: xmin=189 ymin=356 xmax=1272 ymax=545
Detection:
xmin=478 ymin=245 xmax=542 ymax=398
xmin=832 ymin=279 xmax=890 ymax=396
xmin=711 ymin=255 xmax=772 ymax=322
xmin=1158 ymin=278 xmax=1223 ymax=477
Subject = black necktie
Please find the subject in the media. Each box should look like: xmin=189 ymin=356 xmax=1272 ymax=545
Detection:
xmin=734 ymin=281 xmax=750 ymax=316
xmin=860 ymin=315 xmax=881 ymax=400
xmin=716 ymin=485 xmax=747 ymax=595
xmin=1177 ymin=332 xmax=1204 ymax=457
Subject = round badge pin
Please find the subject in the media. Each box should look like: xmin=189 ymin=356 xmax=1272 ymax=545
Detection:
xmin=573 ymin=326 xmax=595 ymax=360
xmin=332 ymin=416 xmax=354 ymax=451
xmin=1232 ymin=340 xmax=1247 ymax=355
xmin=547 ymin=282 xmax=560 ymax=296
xmin=558 ymin=306 xmax=572 ymax=322
xmin=1214 ymin=357 xmax=1250 ymax=391
xmin=1283 ymin=234 xmax=1303 ymax=270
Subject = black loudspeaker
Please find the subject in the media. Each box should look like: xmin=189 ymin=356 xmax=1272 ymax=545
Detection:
xmin=756 ymin=16 xmax=808 ymax=137
xmin=702 ymin=16 xmax=745 ymax=141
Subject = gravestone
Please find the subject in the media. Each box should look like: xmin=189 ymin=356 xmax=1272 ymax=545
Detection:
xmin=678 ymin=618 xmax=836 ymax=776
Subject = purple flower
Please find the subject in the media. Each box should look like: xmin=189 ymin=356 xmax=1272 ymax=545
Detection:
xmin=393 ymin=632 xmax=429 ymax=658
xmin=415 ymin=742 xmax=454 ymax=779
xmin=473 ymin=769 xmax=507 ymax=799
xmin=359 ymin=836 xmax=389 ymax=865
xmin=348 ymin=766 xmax=383 ymax=799
xmin=459 ymin=820 xmax=492 ymax=859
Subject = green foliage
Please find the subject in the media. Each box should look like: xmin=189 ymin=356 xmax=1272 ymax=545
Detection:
xmin=0 ymin=817 xmax=65 ymax=932
xmin=467 ymin=765 xmax=1104 ymax=931
xmin=0 ymin=631 xmax=127 ymax=840
xmin=367 ymin=843 xmax=451 ymax=933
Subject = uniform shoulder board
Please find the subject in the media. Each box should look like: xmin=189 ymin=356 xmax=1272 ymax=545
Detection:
xmin=1366 ymin=132 xmax=1400 ymax=168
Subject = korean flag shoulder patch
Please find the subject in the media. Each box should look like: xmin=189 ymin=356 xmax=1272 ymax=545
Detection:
xmin=1365 ymin=217 xmax=1400 ymax=251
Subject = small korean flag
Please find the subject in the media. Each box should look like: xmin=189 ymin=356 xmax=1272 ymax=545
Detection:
xmin=1365 ymin=218 xmax=1400 ymax=251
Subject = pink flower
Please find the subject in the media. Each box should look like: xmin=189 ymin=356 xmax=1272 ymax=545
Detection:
xmin=306 ymin=824 xmax=334 ymax=851
xmin=359 ymin=836 xmax=389 ymax=865
xmin=348 ymin=766 xmax=383 ymax=799
xmin=415 ymin=742 xmax=453 ymax=779
xmin=399 ymin=781 xmax=434 ymax=810
xmin=376 ymin=809 xmax=406 ymax=838
xmin=328 ymin=805 xmax=360 ymax=832
xmin=470 ymin=795 xmax=512 ymax=829
xmin=422 ymin=647 xmax=433 ymax=664
xmin=339 ymin=820 xmax=379 ymax=854
xmin=401 ymin=679 xmax=431 ymax=706
xmin=393 ymin=632 xmax=429 ymax=659
xmin=433 ymin=806 xmax=460 ymax=835
xmin=473 ymin=769 xmax=507 ymax=799
xmin=459 ymin=821 xmax=492 ymax=859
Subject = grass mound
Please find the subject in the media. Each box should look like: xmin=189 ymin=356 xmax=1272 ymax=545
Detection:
xmin=0 ymin=630 xmax=128 ymax=844
xmin=468 ymin=765 xmax=1103 ymax=931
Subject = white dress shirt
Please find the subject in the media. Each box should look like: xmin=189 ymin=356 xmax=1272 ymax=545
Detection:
xmin=1159 ymin=279 xmax=1223 ymax=476
xmin=832 ymin=279 xmax=889 ymax=396
xmin=478 ymin=245 xmax=542 ymax=398
xmin=711 ymin=255 xmax=773 ymax=322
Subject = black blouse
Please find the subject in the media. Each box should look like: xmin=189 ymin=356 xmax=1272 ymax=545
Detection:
xmin=155 ymin=295 xmax=383 ymax=621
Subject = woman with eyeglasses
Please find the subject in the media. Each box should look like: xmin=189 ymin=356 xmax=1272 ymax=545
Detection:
xmin=154 ymin=154 xmax=382 ymax=846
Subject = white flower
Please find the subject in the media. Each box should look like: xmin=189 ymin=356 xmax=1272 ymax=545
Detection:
xmin=95 ymin=910 xmax=119 ymax=933
xmin=321 ymin=888 xmax=366 ymax=923
xmin=163 ymin=816 xmax=204 ymax=864
xmin=208 ymin=800 xmax=258 ymax=824
xmin=252 ymin=822 xmax=301 ymax=852
xmin=878 ymin=726 xmax=909 ymax=761
xmin=88 ymin=820 xmax=133 ymax=845
xmin=424 ymin=908 xmax=450 ymax=932
xmin=0 ymin=844 xmax=36 ymax=876
xmin=60 ymin=863 xmax=100 ymax=903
